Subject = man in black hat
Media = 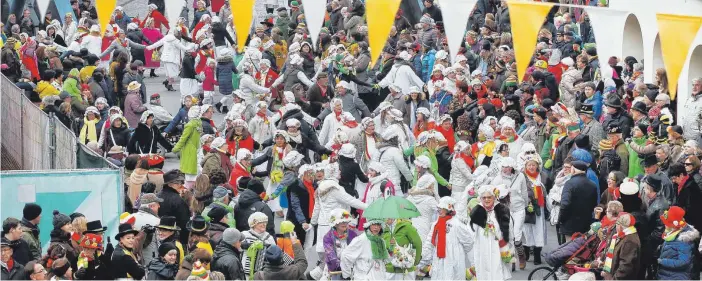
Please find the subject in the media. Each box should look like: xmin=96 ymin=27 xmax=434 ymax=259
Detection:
xmin=602 ymin=95 xmax=634 ymax=139
xmin=578 ymin=103 xmax=604 ymax=149
xmin=1 ymin=237 xmax=23 ymax=280
xmin=641 ymin=173 xmax=670 ymax=279
xmin=606 ymin=124 xmax=630 ymax=176
xmin=631 ymin=100 xmax=651 ymax=128
xmin=19 ymin=203 xmax=41 ymax=261
xmin=642 ymin=154 xmax=676 ymax=205
xmin=558 ymin=160 xmax=598 ymax=238
xmin=111 ymin=223 xmax=145 ymax=280
xmin=158 ymin=170 xmax=191 ymax=245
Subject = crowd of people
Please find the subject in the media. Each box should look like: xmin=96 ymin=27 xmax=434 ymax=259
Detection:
xmin=3 ymin=0 xmax=702 ymax=280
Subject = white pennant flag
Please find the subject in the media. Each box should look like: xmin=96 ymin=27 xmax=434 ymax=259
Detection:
xmin=584 ymin=7 xmax=629 ymax=61
xmin=440 ymin=0 xmax=478 ymax=63
xmin=301 ymin=0 xmax=326 ymax=49
xmin=165 ymin=0 xmax=187 ymax=30
xmin=36 ymin=0 xmax=51 ymax=21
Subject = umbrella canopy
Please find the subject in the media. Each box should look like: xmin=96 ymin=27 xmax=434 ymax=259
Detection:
xmin=363 ymin=196 xmax=421 ymax=220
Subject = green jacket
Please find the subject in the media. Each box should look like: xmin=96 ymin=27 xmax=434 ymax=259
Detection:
xmin=20 ymin=224 xmax=41 ymax=261
xmin=202 ymin=201 xmax=236 ymax=228
xmin=627 ymin=138 xmax=646 ymax=178
xmin=231 ymin=54 xmax=244 ymax=90
xmin=63 ymin=77 xmax=83 ymax=102
xmin=412 ymin=147 xmax=449 ymax=186
xmin=382 ymin=220 xmax=423 ymax=272
xmin=173 ymin=119 xmax=202 ymax=175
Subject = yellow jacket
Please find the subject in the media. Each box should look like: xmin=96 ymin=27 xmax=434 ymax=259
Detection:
xmin=36 ymin=81 xmax=60 ymax=101
xmin=79 ymin=65 xmax=97 ymax=84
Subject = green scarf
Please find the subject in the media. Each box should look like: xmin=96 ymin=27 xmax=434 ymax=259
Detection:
xmin=366 ymin=230 xmax=389 ymax=260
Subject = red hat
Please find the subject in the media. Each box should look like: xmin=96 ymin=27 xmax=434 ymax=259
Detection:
xmin=145 ymin=154 xmax=165 ymax=166
xmin=78 ymin=233 xmax=103 ymax=249
xmin=81 ymin=84 xmax=90 ymax=91
xmin=491 ymin=98 xmax=503 ymax=109
xmin=477 ymin=98 xmax=488 ymax=105
xmin=661 ymin=206 xmax=686 ymax=229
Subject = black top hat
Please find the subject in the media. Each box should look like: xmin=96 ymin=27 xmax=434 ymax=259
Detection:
xmin=607 ymin=124 xmax=623 ymax=134
xmin=604 ymin=96 xmax=624 ymax=109
xmin=645 ymin=174 xmax=663 ymax=192
xmin=157 ymin=216 xmax=181 ymax=231
xmin=186 ymin=216 xmax=210 ymax=235
xmin=642 ymin=153 xmax=658 ymax=168
xmin=631 ymin=101 xmax=647 ymax=114
xmin=114 ymin=223 xmax=139 ymax=240
xmin=84 ymin=220 xmax=107 ymax=234
xmin=577 ymin=103 xmax=594 ymax=115
xmin=163 ymin=170 xmax=185 ymax=185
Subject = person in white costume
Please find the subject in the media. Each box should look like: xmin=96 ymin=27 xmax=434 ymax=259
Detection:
xmin=407 ymin=157 xmax=440 ymax=247
xmin=318 ymin=98 xmax=345 ymax=147
xmin=469 ymin=185 xmax=513 ymax=280
xmin=340 ymin=219 xmax=389 ymax=280
xmin=490 ymin=156 xmax=529 ymax=269
xmin=522 ymin=154 xmax=548 ymax=265
xmin=449 ymin=141 xmax=474 ymax=223
xmin=311 ymin=179 xmax=367 ymax=259
xmin=517 ymin=142 xmax=539 ymax=171
xmin=372 ymin=101 xmax=394 ymax=136
xmin=499 ymin=116 xmax=524 ymax=159
xmin=418 ymin=197 xmax=474 ymax=280
xmin=376 ymin=126 xmax=413 ymax=192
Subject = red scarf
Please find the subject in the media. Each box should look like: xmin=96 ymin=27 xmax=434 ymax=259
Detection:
xmin=609 ymin=187 xmax=621 ymax=201
xmin=334 ymin=110 xmax=342 ymax=122
xmin=6 ymin=258 xmax=13 ymax=270
xmin=525 ymin=170 xmax=544 ymax=207
xmin=345 ymin=121 xmax=358 ymax=128
xmin=256 ymin=112 xmax=268 ymax=123
xmin=304 ymin=179 xmax=315 ymax=215
xmin=456 ymin=152 xmax=474 ymax=170
xmin=678 ymin=175 xmax=690 ymax=195
xmin=117 ymin=37 xmax=128 ymax=47
xmin=435 ymin=125 xmax=456 ymax=153
xmin=431 ymin=215 xmax=453 ymax=258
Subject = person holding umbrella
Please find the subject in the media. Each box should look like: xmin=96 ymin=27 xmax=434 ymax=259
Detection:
xmin=419 ymin=197 xmax=474 ymax=280
xmin=383 ymin=216 xmax=422 ymax=280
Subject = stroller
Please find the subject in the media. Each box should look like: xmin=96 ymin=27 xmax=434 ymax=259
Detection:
xmin=528 ymin=233 xmax=601 ymax=280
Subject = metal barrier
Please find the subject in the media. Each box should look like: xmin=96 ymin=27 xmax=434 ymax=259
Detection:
xmin=0 ymin=74 xmax=116 ymax=170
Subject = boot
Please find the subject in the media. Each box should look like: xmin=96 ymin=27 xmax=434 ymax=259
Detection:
xmin=221 ymin=106 xmax=229 ymax=114
xmin=150 ymin=69 xmax=159 ymax=77
xmin=534 ymin=247 xmax=542 ymax=265
xmin=215 ymin=102 xmax=222 ymax=113
xmin=525 ymin=246 xmax=531 ymax=261
xmin=162 ymin=80 xmax=168 ymax=87
xmin=516 ymin=242 xmax=526 ymax=270
xmin=166 ymin=84 xmax=175 ymax=91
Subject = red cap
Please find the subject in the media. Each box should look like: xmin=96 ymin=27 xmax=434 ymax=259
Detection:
xmin=661 ymin=206 xmax=686 ymax=229
xmin=477 ymin=98 xmax=488 ymax=105
xmin=491 ymin=98 xmax=503 ymax=109
xmin=144 ymin=154 xmax=165 ymax=166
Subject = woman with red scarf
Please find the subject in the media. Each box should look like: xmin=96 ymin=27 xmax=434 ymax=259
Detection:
xmin=19 ymin=34 xmax=40 ymax=81
xmin=228 ymin=148 xmax=252 ymax=194
xmin=413 ymin=107 xmax=435 ymax=138
xmin=598 ymin=171 xmax=627 ymax=211
xmin=194 ymin=39 xmax=215 ymax=73
xmin=251 ymin=130 xmax=293 ymax=216
xmin=140 ymin=4 xmax=169 ymax=31
xmin=225 ymin=119 xmax=256 ymax=156
xmin=522 ymin=155 xmax=547 ymax=265
xmin=417 ymin=197 xmax=474 ymax=280
xmin=435 ymin=115 xmax=456 ymax=153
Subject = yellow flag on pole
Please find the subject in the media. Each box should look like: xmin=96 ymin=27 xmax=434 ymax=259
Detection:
xmin=95 ymin=0 xmax=118 ymax=35
xmin=230 ymin=0 xmax=257 ymax=53
xmin=366 ymin=0 xmax=402 ymax=67
xmin=656 ymin=13 xmax=702 ymax=99
xmin=505 ymin=0 xmax=553 ymax=83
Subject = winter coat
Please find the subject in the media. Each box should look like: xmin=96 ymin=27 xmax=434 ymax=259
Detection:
xmin=306 ymin=82 xmax=334 ymax=117
xmin=48 ymin=230 xmax=78 ymax=270
xmin=207 ymin=222 xmax=228 ymax=246
xmin=377 ymin=145 xmax=413 ymax=192
xmin=418 ymin=27 xmax=440 ymax=50
xmin=449 ymin=157 xmax=473 ymax=192
xmin=149 ymin=34 xmax=190 ymax=64
xmin=559 ymin=67 xmax=582 ymax=108
xmin=124 ymin=92 xmax=147 ymax=128
xmin=128 ymin=122 xmax=172 ymax=154
xmin=580 ymin=119 xmax=604 ymax=151
xmin=378 ymin=61 xmax=425 ymax=95
xmin=127 ymin=29 xmax=152 ymax=62
xmin=254 ymin=242 xmax=307 ymax=280
xmin=644 ymin=195 xmax=669 ymax=248
xmin=131 ymin=209 xmax=161 ymax=265
xmin=559 ymin=173 xmax=598 ymax=235
xmin=111 ymin=244 xmax=146 ymax=279
xmin=146 ymin=258 xmax=179 ymax=280
xmin=606 ymin=232 xmax=641 ymax=280
xmin=681 ymin=93 xmax=702 ymax=141
xmin=420 ymin=216 xmax=474 ymax=280
xmin=172 ymin=118 xmax=202 ymax=175
xmin=421 ymin=50 xmax=436 ymax=82
xmin=216 ymin=55 xmax=237 ymax=95
xmin=1 ymin=260 xmax=23 ymax=280
xmin=20 ymin=219 xmax=41 ymax=261
xmin=234 ymin=189 xmax=276 ymax=237
xmin=311 ymin=179 xmax=368 ymax=227
xmin=491 ymin=172 xmax=529 ymax=212
xmin=158 ymin=186 xmax=192 ymax=245
xmin=657 ymin=225 xmax=700 ymax=280
xmin=383 ymin=220 xmax=423 ymax=272
xmin=602 ymin=110 xmax=634 ymax=140
xmin=212 ymin=242 xmax=245 ymax=281
xmin=286 ymin=179 xmax=314 ymax=224
xmin=338 ymin=155 xmax=368 ymax=197
xmin=340 ymin=232 xmax=389 ymax=280
xmin=201 ymin=150 xmax=232 ymax=177
xmin=642 ymin=171 xmax=676 ymax=206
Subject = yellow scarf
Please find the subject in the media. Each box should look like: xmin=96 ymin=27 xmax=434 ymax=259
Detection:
xmin=79 ymin=118 xmax=99 ymax=144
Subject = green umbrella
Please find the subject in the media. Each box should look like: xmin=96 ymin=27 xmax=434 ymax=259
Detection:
xmin=362 ymin=196 xmax=421 ymax=220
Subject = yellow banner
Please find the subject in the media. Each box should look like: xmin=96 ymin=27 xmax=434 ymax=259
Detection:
xmin=95 ymin=0 xmax=118 ymax=35
xmin=230 ymin=0 xmax=257 ymax=52
xmin=366 ymin=0 xmax=402 ymax=66
xmin=656 ymin=13 xmax=702 ymax=99
xmin=506 ymin=0 xmax=553 ymax=83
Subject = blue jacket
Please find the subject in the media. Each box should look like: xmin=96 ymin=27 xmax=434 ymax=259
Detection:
xmin=421 ymin=50 xmax=436 ymax=82
xmin=657 ymin=225 xmax=700 ymax=280
xmin=411 ymin=55 xmax=422 ymax=79
xmin=216 ymin=57 xmax=237 ymax=96
xmin=164 ymin=107 xmax=188 ymax=134
xmin=584 ymin=91 xmax=603 ymax=121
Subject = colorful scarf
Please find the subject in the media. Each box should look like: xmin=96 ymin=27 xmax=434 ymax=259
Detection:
xmin=366 ymin=230 xmax=389 ymax=260
xmin=256 ymin=112 xmax=269 ymax=124
xmin=525 ymin=170 xmax=544 ymax=207
xmin=431 ymin=215 xmax=453 ymax=258
xmin=662 ymin=228 xmax=683 ymax=242
xmin=603 ymin=226 xmax=637 ymax=273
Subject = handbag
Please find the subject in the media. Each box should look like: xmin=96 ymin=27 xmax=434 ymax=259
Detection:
xmin=151 ymin=49 xmax=161 ymax=62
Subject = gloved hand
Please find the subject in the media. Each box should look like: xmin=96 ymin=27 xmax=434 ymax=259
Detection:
xmin=313 ymin=118 xmax=321 ymax=128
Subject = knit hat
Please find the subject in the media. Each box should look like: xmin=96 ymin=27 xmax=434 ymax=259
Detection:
xmin=158 ymin=242 xmax=178 ymax=258
xmin=265 ymin=245 xmax=285 ymax=265
xmin=23 ymin=203 xmax=42 ymax=221
xmin=248 ymin=212 xmax=268 ymax=228
xmin=598 ymin=139 xmax=613 ymax=151
xmin=247 ymin=178 xmax=266 ymax=195
xmin=212 ymin=186 xmax=231 ymax=200
xmin=190 ymin=261 xmax=210 ymax=280
xmin=207 ymin=206 xmax=228 ymax=223
xmin=52 ymin=210 xmax=71 ymax=229
xmin=222 ymin=228 xmax=245 ymax=244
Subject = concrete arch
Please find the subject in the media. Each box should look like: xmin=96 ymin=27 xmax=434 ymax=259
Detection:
xmin=688 ymin=45 xmax=702 ymax=91
xmin=622 ymin=13 xmax=644 ymax=61
xmin=653 ymin=34 xmax=665 ymax=72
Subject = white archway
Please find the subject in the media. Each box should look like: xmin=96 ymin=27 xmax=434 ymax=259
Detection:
xmin=687 ymin=45 xmax=702 ymax=88
xmin=622 ymin=14 xmax=644 ymax=61
xmin=653 ymin=34 xmax=665 ymax=72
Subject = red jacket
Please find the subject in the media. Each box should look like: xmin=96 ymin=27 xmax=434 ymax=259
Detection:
xmin=203 ymin=67 xmax=217 ymax=91
xmin=195 ymin=49 xmax=215 ymax=73
xmin=226 ymin=135 xmax=254 ymax=156
xmin=229 ymin=162 xmax=251 ymax=194
xmin=256 ymin=69 xmax=279 ymax=98
xmin=141 ymin=10 xmax=169 ymax=30
xmin=548 ymin=63 xmax=565 ymax=85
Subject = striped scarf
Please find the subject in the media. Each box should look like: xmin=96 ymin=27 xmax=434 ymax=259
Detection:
xmin=603 ymin=226 xmax=637 ymax=273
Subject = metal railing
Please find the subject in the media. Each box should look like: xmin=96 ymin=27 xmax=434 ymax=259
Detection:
xmin=1 ymin=74 xmax=117 ymax=170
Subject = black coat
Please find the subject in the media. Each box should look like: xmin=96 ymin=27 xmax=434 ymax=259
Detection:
xmin=103 ymin=125 xmax=131 ymax=153
xmin=436 ymin=146 xmax=452 ymax=197
xmin=127 ymin=29 xmax=152 ymax=63
xmin=686 ymin=174 xmax=702 ymax=230
xmin=212 ymin=22 xmax=235 ymax=47
xmin=277 ymin=108 xmax=319 ymax=143
xmin=286 ymin=178 xmax=313 ymax=224
xmin=0 ymin=260 xmax=23 ymax=280
xmin=111 ymin=244 xmax=146 ymax=280
xmin=127 ymin=123 xmax=173 ymax=154
xmin=212 ymin=242 xmax=246 ymax=281
xmin=305 ymin=82 xmax=334 ymax=118
xmin=338 ymin=156 xmax=368 ymax=197
xmin=259 ymin=135 xmax=330 ymax=165
xmin=558 ymin=173 xmax=598 ymax=235
xmin=180 ymin=52 xmax=196 ymax=79
xmin=48 ymin=230 xmax=78 ymax=272
xmin=201 ymin=118 xmax=216 ymax=135
xmin=602 ymin=110 xmax=634 ymax=139
xmin=74 ymin=255 xmax=109 ymax=280
xmin=158 ymin=186 xmax=191 ymax=245
xmin=146 ymin=258 xmax=179 ymax=280
xmin=234 ymin=189 xmax=276 ymax=237
xmin=9 ymin=239 xmax=31 ymax=266
xmin=470 ymin=203 xmax=510 ymax=242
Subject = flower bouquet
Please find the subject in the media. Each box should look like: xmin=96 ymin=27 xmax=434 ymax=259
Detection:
xmin=389 ymin=243 xmax=416 ymax=269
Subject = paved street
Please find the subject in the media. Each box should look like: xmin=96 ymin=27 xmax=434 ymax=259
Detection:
xmin=142 ymin=67 xmax=559 ymax=279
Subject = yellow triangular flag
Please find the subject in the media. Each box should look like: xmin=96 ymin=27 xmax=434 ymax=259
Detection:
xmin=656 ymin=13 xmax=702 ymax=100
xmin=366 ymin=0 xmax=402 ymax=67
xmin=230 ymin=0 xmax=257 ymax=53
xmin=95 ymin=0 xmax=118 ymax=35
xmin=506 ymin=0 xmax=553 ymax=83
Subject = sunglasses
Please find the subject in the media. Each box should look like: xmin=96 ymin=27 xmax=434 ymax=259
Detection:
xmin=685 ymin=163 xmax=694 ymax=166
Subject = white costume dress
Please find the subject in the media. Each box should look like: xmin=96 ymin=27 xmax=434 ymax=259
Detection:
xmin=524 ymin=173 xmax=547 ymax=247
xmin=407 ymin=174 xmax=440 ymax=246
xmin=340 ymin=232 xmax=389 ymax=280
xmin=473 ymin=203 xmax=513 ymax=280
xmin=311 ymin=180 xmax=368 ymax=253
xmin=449 ymin=156 xmax=473 ymax=222
xmin=419 ymin=216 xmax=474 ymax=280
